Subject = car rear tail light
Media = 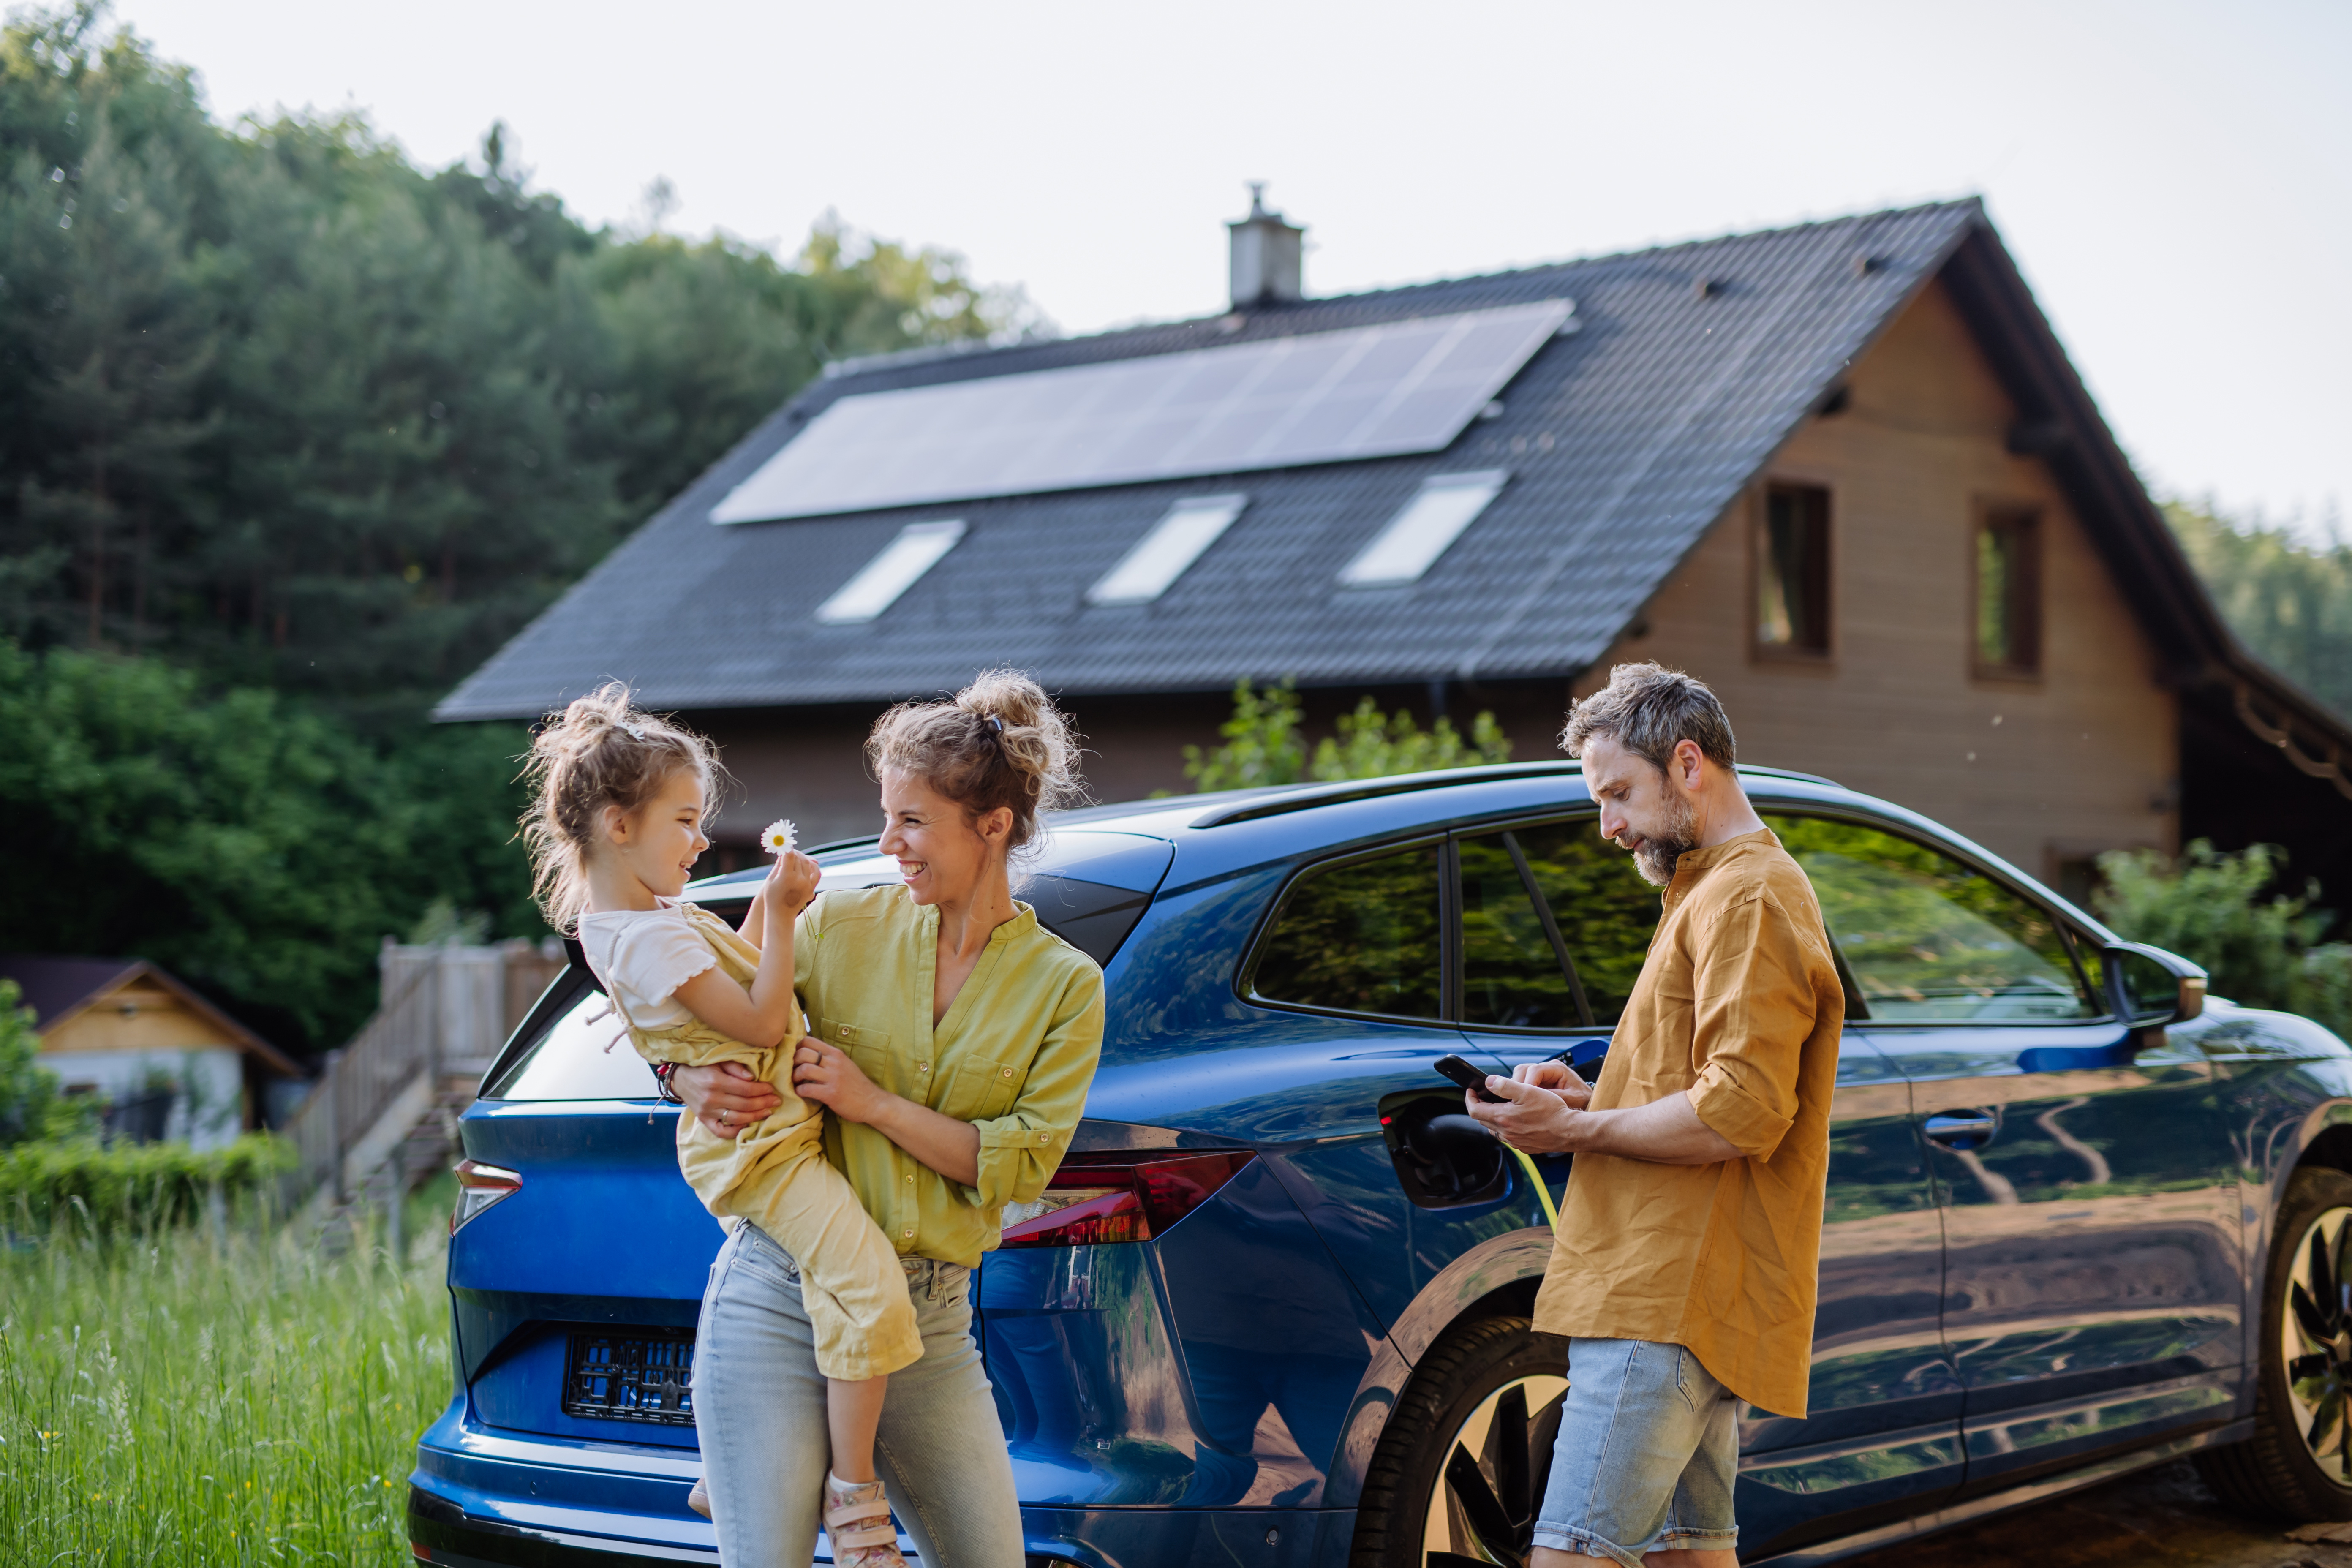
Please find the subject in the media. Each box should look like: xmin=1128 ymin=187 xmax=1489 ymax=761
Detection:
xmin=451 ymin=1158 xmax=521 ymax=1233
xmin=997 ymin=1150 xmax=1254 ymax=1248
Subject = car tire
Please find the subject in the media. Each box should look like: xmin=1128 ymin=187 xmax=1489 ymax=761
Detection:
xmin=2198 ymin=1165 xmax=2352 ymax=1522
xmin=1351 ymin=1315 xmax=1568 ymax=1568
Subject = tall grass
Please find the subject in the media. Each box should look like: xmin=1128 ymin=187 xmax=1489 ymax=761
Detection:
xmin=0 ymin=1178 xmax=456 ymax=1565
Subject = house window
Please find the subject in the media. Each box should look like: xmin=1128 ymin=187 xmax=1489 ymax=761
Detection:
xmin=1756 ymin=484 xmax=1831 ymax=656
xmin=1338 ymin=471 xmax=1508 ymax=588
xmin=815 ymin=520 xmax=965 ymax=625
xmin=1975 ymin=508 xmax=2042 ymax=676
xmin=1087 ymin=495 xmax=1247 ymax=606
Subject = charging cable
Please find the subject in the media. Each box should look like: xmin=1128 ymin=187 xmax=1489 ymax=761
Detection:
xmin=1505 ymin=1144 xmax=1561 ymax=1233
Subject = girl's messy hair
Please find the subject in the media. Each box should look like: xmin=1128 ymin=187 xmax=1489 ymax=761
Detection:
xmin=866 ymin=669 xmax=1084 ymax=860
xmin=520 ymin=682 xmax=726 ymax=932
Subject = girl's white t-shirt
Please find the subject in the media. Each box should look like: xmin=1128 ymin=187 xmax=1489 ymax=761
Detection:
xmin=577 ymin=900 xmax=718 ymax=1030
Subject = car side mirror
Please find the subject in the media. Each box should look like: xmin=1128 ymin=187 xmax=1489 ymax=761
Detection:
xmin=2104 ymin=942 xmax=2206 ymax=1029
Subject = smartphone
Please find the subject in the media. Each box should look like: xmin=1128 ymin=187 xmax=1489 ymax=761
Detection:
xmin=1433 ymin=1053 xmax=1505 ymax=1103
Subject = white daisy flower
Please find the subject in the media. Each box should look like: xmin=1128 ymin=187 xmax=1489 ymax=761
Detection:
xmin=760 ymin=819 xmax=798 ymax=855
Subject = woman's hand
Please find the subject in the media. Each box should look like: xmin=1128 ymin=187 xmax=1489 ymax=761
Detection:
xmin=791 ymin=1041 xmax=892 ymax=1124
xmin=673 ymin=1061 xmax=784 ymax=1140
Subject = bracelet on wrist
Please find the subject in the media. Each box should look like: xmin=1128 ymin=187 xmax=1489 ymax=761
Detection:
xmin=650 ymin=1061 xmax=686 ymax=1105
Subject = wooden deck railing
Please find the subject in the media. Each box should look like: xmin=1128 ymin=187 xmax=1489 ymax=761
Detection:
xmin=277 ymin=937 xmax=569 ymax=1212
xmin=279 ymin=958 xmax=440 ymax=1206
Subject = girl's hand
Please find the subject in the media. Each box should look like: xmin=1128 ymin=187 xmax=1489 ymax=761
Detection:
xmin=762 ymin=850 xmax=821 ymax=914
xmin=674 ymin=1061 xmax=783 ymax=1139
xmin=791 ymin=1041 xmax=890 ymax=1124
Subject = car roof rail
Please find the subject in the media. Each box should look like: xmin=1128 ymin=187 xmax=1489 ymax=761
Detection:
xmin=1190 ymin=759 xmax=1840 ymax=829
xmin=1192 ymin=762 xmax=1582 ymax=827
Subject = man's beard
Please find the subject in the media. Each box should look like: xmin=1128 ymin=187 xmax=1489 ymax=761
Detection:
xmin=1631 ymin=792 xmax=1700 ymax=887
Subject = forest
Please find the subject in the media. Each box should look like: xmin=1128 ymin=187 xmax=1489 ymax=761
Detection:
xmin=4 ymin=5 xmax=2346 ymax=1060
xmin=0 ymin=5 xmax=1021 ymax=1049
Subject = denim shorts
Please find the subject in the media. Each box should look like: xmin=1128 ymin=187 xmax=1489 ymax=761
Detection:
xmin=1531 ymin=1338 xmax=1740 ymax=1565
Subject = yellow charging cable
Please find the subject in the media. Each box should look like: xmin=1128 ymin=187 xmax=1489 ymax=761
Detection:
xmin=1505 ymin=1144 xmax=1561 ymax=1233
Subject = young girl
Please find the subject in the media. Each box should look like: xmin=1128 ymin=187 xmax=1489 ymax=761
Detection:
xmin=523 ymin=683 xmax=915 ymax=1567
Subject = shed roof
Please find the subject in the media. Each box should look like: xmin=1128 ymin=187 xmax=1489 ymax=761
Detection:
xmin=0 ymin=956 xmax=302 ymax=1076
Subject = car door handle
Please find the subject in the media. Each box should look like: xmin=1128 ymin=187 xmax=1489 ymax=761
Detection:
xmin=1923 ymin=1111 xmax=2000 ymax=1149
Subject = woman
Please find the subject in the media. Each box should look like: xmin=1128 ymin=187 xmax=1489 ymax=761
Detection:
xmin=674 ymin=670 xmax=1104 ymax=1568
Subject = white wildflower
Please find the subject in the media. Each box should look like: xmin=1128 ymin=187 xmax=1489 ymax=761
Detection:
xmin=760 ymin=820 xmax=798 ymax=855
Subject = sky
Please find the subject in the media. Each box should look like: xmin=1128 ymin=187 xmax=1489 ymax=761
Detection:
xmin=106 ymin=0 xmax=2350 ymax=536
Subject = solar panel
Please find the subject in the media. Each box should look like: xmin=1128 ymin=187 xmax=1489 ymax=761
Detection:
xmin=711 ymin=298 xmax=1574 ymax=523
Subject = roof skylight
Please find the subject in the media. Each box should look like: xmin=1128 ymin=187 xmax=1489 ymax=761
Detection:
xmin=1086 ymin=495 xmax=1249 ymax=606
xmin=1338 ymin=471 xmax=1508 ymax=587
xmin=815 ymin=520 xmax=966 ymax=624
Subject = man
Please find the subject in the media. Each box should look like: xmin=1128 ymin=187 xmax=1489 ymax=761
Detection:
xmin=1468 ymin=662 xmax=1843 ymax=1568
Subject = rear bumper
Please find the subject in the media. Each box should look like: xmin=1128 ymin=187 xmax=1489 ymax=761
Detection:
xmin=409 ymin=1397 xmax=715 ymax=1566
xmin=410 ymin=1483 xmax=715 ymax=1567
xmin=408 ymin=1397 xmax=1356 ymax=1568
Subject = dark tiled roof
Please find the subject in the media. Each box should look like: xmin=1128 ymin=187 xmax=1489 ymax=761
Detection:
xmin=0 ymin=956 xmax=142 ymax=1032
xmin=438 ymin=202 xmax=1983 ymax=718
xmin=0 ymin=954 xmax=301 ymax=1074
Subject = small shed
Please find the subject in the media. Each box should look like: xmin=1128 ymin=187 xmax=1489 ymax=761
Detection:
xmin=0 ymin=956 xmax=302 ymax=1149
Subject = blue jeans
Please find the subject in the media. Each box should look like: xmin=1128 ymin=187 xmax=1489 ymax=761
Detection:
xmin=694 ymin=1222 xmax=1025 ymax=1568
xmin=1531 ymin=1339 xmax=1740 ymax=1565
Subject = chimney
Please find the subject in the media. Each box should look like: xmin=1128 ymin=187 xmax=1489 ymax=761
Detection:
xmin=1228 ymin=183 xmax=1304 ymax=309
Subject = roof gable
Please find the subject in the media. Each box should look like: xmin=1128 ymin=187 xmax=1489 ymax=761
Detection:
xmin=433 ymin=201 xmax=1993 ymax=717
xmin=0 ymin=955 xmax=300 ymax=1075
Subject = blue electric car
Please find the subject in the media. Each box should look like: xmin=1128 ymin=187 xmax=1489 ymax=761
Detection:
xmin=409 ymin=761 xmax=2352 ymax=1567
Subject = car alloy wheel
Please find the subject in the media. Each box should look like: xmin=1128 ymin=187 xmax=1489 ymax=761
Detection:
xmin=1421 ymin=1372 xmax=1568 ymax=1568
xmin=2196 ymin=1165 xmax=2352 ymax=1522
xmin=1350 ymin=1315 xmax=1569 ymax=1568
xmin=2284 ymin=1203 xmax=2352 ymax=1481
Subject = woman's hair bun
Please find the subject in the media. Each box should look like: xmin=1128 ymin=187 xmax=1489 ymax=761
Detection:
xmin=868 ymin=668 xmax=1084 ymax=855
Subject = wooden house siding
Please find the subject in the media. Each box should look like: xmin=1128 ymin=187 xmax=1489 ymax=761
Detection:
xmin=1573 ymin=279 xmax=2178 ymax=880
xmin=36 ymin=977 xmax=253 ymax=1056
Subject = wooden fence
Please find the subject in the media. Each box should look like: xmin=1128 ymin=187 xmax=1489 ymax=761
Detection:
xmin=278 ymin=938 xmax=566 ymax=1209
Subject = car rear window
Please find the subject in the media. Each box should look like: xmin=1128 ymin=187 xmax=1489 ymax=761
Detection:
xmin=484 ymin=977 xmax=661 ymax=1100
xmin=482 ymin=838 xmax=1170 ymax=1102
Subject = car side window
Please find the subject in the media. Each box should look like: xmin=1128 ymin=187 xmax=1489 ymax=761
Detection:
xmin=1458 ymin=831 xmax=1581 ymax=1029
xmin=1252 ymin=843 xmax=1443 ymax=1021
xmin=1765 ymin=814 xmax=2096 ymax=1022
xmin=1508 ymin=819 xmax=1661 ymax=1026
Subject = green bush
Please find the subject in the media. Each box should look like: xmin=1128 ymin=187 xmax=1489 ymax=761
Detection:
xmin=0 ymin=1134 xmax=295 ymax=1236
xmin=2094 ymin=839 xmax=2352 ymax=1037
xmin=0 ymin=980 xmax=94 ymax=1146
xmin=1182 ymin=678 xmax=1514 ymax=791
xmin=2298 ymin=945 xmax=2352 ymax=1040
xmin=2094 ymin=841 xmax=2322 ymax=1010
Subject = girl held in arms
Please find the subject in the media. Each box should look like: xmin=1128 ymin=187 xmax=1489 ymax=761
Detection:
xmin=523 ymin=684 xmax=915 ymax=1567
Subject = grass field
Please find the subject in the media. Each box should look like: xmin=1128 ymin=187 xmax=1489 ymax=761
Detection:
xmin=0 ymin=1177 xmax=458 ymax=1565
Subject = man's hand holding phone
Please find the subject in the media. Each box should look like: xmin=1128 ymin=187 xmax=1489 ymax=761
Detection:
xmin=1454 ymin=1055 xmax=1592 ymax=1154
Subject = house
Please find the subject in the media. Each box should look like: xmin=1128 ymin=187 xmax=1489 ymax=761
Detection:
xmin=438 ymin=196 xmax=2352 ymax=910
xmin=0 ymin=956 xmax=302 ymax=1149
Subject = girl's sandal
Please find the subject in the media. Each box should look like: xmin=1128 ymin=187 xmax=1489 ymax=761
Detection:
xmin=823 ymin=1472 xmax=905 ymax=1568
xmin=686 ymin=1476 xmax=711 ymax=1518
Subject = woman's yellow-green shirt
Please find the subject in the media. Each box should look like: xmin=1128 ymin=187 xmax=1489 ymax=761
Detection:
xmin=793 ymin=883 xmax=1105 ymax=1268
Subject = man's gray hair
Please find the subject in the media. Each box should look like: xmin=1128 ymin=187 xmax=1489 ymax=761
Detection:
xmin=1559 ymin=662 xmax=1737 ymax=775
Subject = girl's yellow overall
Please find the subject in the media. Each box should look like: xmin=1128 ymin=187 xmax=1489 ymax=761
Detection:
xmin=611 ymin=904 xmax=919 ymax=1380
